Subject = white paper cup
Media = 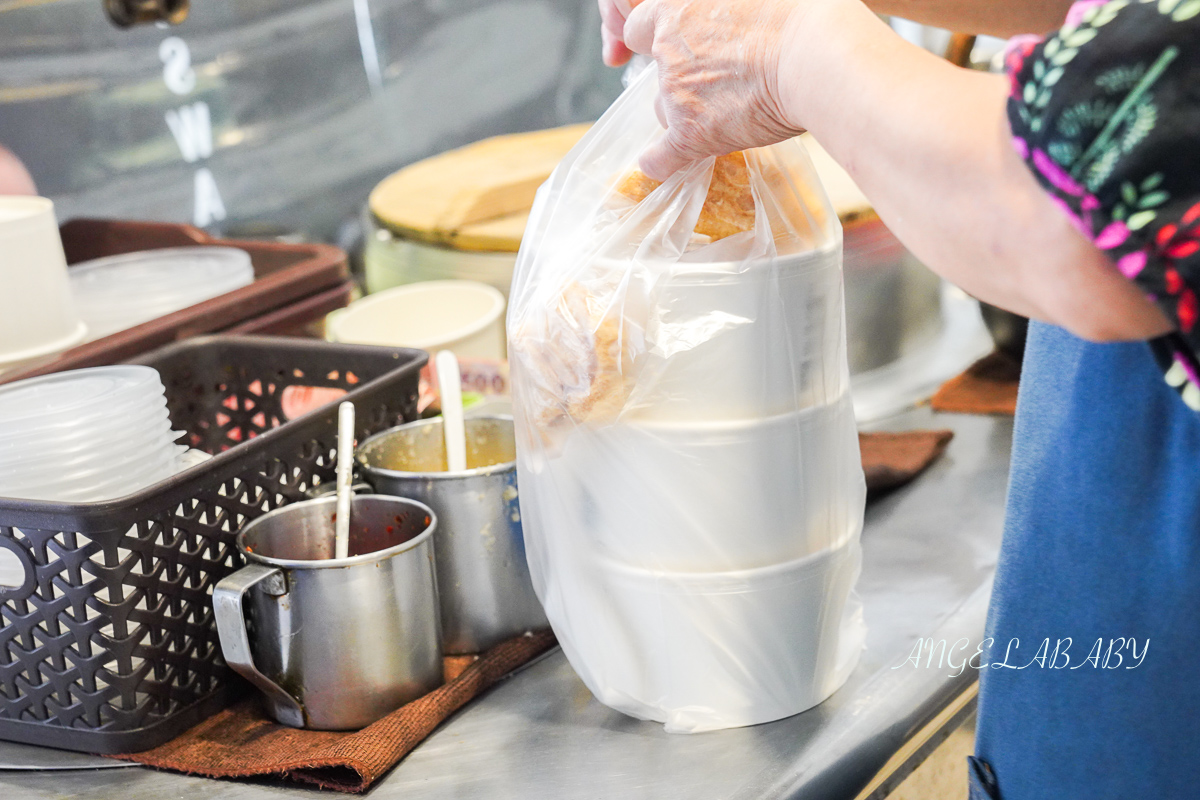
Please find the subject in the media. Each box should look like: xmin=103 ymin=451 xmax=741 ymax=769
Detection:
xmin=0 ymin=197 xmax=86 ymax=369
xmin=551 ymin=535 xmax=864 ymax=733
xmin=327 ymin=280 xmax=506 ymax=360
xmin=547 ymin=395 xmax=864 ymax=571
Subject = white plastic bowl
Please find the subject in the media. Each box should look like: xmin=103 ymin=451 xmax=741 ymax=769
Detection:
xmin=0 ymin=396 xmax=168 ymax=457
xmin=579 ymin=249 xmax=849 ymax=422
xmin=544 ymin=395 xmax=865 ymax=571
xmin=0 ymin=444 xmax=183 ymax=502
xmin=0 ymin=424 xmax=179 ymax=479
xmin=326 ymin=280 xmax=506 ymax=360
xmin=0 ymin=422 xmax=179 ymax=477
xmin=548 ymin=536 xmax=865 ymax=733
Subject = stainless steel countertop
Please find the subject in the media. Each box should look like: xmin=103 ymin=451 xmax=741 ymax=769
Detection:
xmin=0 ymin=407 xmax=1012 ymax=799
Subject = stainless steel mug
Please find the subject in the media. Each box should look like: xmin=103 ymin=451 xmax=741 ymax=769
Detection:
xmin=213 ymin=495 xmax=443 ymax=730
xmin=358 ymin=416 xmax=548 ymax=654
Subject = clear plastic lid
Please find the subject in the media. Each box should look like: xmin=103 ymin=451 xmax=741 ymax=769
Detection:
xmin=0 ymin=442 xmax=183 ymax=502
xmin=0 ymin=366 xmax=160 ymax=425
xmin=0 ymin=417 xmax=177 ymax=472
xmin=68 ymin=246 xmax=253 ymax=296
xmin=69 ymin=247 xmax=255 ymax=340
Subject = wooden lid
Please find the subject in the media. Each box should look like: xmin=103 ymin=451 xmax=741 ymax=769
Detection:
xmin=370 ymin=124 xmax=591 ymax=253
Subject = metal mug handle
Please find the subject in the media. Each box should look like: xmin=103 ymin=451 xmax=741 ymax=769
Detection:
xmin=305 ymin=480 xmax=374 ymax=500
xmin=212 ymin=563 xmax=306 ymax=728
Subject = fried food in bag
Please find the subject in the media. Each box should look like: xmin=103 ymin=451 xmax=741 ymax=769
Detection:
xmin=617 ymin=152 xmax=757 ymax=241
xmin=513 ymin=280 xmax=640 ymax=433
xmin=515 ymin=150 xmax=765 ymax=440
xmin=507 ymin=63 xmax=865 ymax=734
xmin=511 ymin=137 xmax=833 ymax=439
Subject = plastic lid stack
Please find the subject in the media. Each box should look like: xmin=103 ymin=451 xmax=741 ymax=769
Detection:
xmin=0 ymin=366 xmax=188 ymax=502
xmin=69 ymin=246 xmax=254 ymax=340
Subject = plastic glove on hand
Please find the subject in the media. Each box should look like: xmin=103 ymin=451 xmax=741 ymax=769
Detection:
xmin=598 ymin=0 xmax=808 ymax=180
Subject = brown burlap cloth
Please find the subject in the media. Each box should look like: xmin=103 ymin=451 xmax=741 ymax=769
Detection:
xmin=108 ymin=431 xmax=956 ymax=792
xmin=860 ymin=429 xmax=954 ymax=494
xmin=930 ymin=350 xmax=1022 ymax=416
xmin=112 ymin=629 xmax=557 ymax=793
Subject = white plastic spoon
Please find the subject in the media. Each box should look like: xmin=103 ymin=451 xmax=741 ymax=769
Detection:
xmin=436 ymin=350 xmax=467 ymax=473
xmin=334 ymin=400 xmax=355 ymax=559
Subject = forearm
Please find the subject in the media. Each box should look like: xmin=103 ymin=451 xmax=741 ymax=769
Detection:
xmin=865 ymin=0 xmax=1074 ymax=37
xmin=784 ymin=1 xmax=1171 ymax=340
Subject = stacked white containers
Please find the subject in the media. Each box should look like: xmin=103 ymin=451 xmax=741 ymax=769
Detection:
xmin=0 ymin=197 xmax=88 ymax=373
xmin=508 ymin=66 xmax=866 ymax=733
xmin=0 ymin=367 xmax=189 ymax=502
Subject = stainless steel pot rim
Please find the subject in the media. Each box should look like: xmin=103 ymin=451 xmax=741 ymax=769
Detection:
xmin=356 ymin=415 xmax=516 ymax=480
xmin=235 ymin=494 xmax=438 ymax=569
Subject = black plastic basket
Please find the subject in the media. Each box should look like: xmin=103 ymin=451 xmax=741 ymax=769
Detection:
xmin=0 ymin=336 xmax=426 ymax=754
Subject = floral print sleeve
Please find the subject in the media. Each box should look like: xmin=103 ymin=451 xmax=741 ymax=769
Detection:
xmin=1006 ymin=0 xmax=1200 ymax=409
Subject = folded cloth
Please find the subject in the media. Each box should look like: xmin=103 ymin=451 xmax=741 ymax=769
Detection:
xmin=930 ymin=351 xmax=1021 ymax=416
xmin=859 ymin=429 xmax=955 ymax=494
xmin=111 ymin=630 xmax=557 ymax=793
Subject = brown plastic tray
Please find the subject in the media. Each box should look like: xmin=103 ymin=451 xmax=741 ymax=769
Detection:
xmin=226 ymin=280 xmax=354 ymax=337
xmin=0 ymin=218 xmax=351 ymax=383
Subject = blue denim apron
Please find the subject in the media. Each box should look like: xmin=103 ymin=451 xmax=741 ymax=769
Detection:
xmin=970 ymin=321 xmax=1200 ymax=799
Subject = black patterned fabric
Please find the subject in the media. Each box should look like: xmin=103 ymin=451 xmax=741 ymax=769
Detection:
xmin=1005 ymin=0 xmax=1200 ymax=409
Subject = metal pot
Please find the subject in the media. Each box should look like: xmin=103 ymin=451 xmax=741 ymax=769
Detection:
xmin=357 ymin=416 xmax=548 ymax=654
xmin=979 ymin=302 xmax=1028 ymax=361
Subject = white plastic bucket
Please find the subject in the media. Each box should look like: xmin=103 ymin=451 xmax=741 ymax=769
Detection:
xmin=327 ymin=280 xmax=506 ymax=360
xmin=0 ymin=197 xmax=86 ymax=370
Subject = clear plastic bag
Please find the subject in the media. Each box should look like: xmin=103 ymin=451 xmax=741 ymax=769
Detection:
xmin=508 ymin=64 xmax=867 ymax=733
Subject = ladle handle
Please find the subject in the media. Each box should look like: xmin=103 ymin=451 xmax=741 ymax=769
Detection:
xmin=213 ymin=563 xmax=306 ymax=728
xmin=436 ymin=350 xmax=468 ymax=472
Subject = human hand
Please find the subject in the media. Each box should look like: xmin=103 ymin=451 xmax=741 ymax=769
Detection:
xmin=0 ymin=145 xmax=36 ymax=195
xmin=600 ymin=0 xmax=826 ymax=180
xmin=598 ymin=0 xmax=635 ymax=68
